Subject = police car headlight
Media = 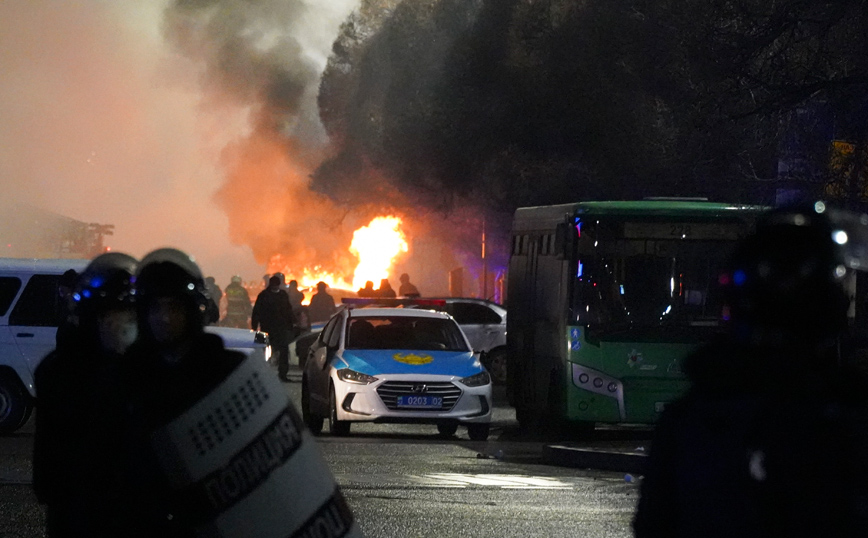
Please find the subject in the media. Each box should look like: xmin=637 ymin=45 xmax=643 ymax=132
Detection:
xmin=460 ymin=371 xmax=491 ymax=387
xmin=336 ymin=369 xmax=379 ymax=385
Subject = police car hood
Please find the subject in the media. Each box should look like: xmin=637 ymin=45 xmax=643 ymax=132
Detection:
xmin=339 ymin=349 xmax=482 ymax=377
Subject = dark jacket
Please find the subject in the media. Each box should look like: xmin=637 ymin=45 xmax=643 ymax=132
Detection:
xmin=251 ymin=288 xmax=294 ymax=344
xmin=122 ymin=332 xmax=245 ymax=536
xmin=33 ymin=331 xmax=132 ymax=536
xmin=308 ymin=291 xmax=336 ymax=323
xmin=633 ymin=338 xmax=868 ymax=538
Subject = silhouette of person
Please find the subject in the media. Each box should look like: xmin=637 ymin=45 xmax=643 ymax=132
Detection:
xmin=378 ymin=278 xmax=397 ymax=298
xmin=252 ymin=275 xmax=295 ymax=381
xmin=223 ymin=275 xmax=252 ymax=329
xmin=357 ymin=281 xmax=376 ymax=298
xmin=633 ymin=203 xmax=868 ymax=538
xmin=34 ymin=253 xmax=139 ymax=536
xmin=287 ymin=279 xmax=309 ymax=332
xmin=398 ymin=273 xmax=420 ymax=298
xmin=308 ymin=281 xmax=337 ymax=323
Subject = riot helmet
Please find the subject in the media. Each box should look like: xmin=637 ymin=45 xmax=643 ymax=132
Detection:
xmin=136 ymin=248 xmax=211 ymax=342
xmin=73 ymin=252 xmax=139 ymax=353
xmin=73 ymin=252 xmax=138 ymax=319
xmin=231 ymin=275 xmax=243 ymax=285
xmin=722 ymin=202 xmax=867 ymax=347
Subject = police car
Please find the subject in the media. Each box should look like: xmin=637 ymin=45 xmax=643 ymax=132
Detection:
xmin=301 ymin=302 xmax=493 ymax=440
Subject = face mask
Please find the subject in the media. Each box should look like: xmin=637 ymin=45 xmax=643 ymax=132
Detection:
xmin=98 ymin=309 xmax=138 ymax=354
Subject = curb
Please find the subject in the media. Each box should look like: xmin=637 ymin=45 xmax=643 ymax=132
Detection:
xmin=542 ymin=445 xmax=648 ymax=474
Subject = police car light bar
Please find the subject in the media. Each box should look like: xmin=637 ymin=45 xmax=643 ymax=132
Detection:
xmin=341 ymin=297 xmax=447 ymax=309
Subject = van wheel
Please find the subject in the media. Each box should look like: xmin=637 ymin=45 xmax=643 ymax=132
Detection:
xmin=0 ymin=375 xmax=30 ymax=435
xmin=329 ymin=384 xmax=351 ymax=436
xmin=302 ymin=380 xmax=323 ymax=434
xmin=468 ymin=423 xmax=490 ymax=441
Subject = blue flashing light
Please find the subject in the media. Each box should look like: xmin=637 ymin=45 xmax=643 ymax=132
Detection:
xmin=72 ymin=293 xmax=81 ymax=302
xmin=577 ymin=262 xmax=583 ymax=278
xmin=82 ymin=289 xmax=92 ymax=299
xmin=733 ymin=269 xmax=747 ymax=286
xmin=619 ymin=285 xmax=625 ymax=295
xmin=90 ymin=277 xmax=104 ymax=288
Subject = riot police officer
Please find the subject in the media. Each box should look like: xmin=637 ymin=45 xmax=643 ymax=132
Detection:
xmin=123 ymin=248 xmax=244 ymax=534
xmin=123 ymin=249 xmax=365 ymax=537
xmin=34 ymin=252 xmax=139 ymax=536
xmin=634 ymin=202 xmax=868 ymax=538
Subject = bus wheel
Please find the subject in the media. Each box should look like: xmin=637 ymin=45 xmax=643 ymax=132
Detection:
xmin=567 ymin=421 xmax=596 ymax=440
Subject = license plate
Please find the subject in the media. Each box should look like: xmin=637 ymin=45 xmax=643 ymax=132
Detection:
xmin=397 ymin=395 xmax=443 ymax=408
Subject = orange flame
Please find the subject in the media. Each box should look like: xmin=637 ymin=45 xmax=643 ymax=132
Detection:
xmin=268 ymin=215 xmax=408 ymax=297
xmin=350 ymin=216 xmax=408 ymax=291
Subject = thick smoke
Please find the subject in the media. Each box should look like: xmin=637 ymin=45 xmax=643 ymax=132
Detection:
xmin=0 ymin=1 xmax=268 ymax=283
xmin=162 ymin=0 xmax=364 ymax=281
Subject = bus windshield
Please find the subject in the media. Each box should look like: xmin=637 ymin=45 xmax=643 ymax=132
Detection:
xmin=572 ymin=218 xmax=746 ymax=339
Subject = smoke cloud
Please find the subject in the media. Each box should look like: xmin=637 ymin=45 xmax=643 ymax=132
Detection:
xmin=0 ymin=1 xmax=266 ymax=283
xmin=0 ymin=0 xmax=367 ymax=287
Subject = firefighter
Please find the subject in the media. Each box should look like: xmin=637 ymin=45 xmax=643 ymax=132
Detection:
xmin=224 ymin=275 xmax=252 ymax=328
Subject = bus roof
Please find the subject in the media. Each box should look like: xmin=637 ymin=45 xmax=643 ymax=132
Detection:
xmin=513 ymin=200 xmax=768 ymax=230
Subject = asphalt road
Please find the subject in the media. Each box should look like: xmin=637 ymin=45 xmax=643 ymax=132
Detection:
xmin=0 ymin=362 xmax=649 ymax=538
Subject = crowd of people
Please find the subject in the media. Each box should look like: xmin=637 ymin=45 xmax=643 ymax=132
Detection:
xmin=356 ymin=273 xmax=420 ymax=298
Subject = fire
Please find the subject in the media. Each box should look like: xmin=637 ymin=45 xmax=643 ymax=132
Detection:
xmin=298 ymin=267 xmax=352 ymax=292
xmin=350 ymin=216 xmax=408 ymax=291
xmin=266 ymin=215 xmax=408 ymax=297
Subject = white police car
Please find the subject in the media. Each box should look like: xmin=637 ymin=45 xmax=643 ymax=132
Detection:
xmin=301 ymin=304 xmax=493 ymax=440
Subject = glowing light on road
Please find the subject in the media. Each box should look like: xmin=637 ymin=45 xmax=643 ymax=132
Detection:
xmin=350 ymin=216 xmax=408 ymax=291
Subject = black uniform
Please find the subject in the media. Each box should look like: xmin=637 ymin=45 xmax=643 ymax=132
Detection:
xmin=252 ymin=288 xmax=294 ymax=380
xmin=33 ymin=333 xmax=131 ymax=536
xmin=634 ymin=338 xmax=868 ymax=538
xmin=122 ymin=332 xmax=244 ymax=535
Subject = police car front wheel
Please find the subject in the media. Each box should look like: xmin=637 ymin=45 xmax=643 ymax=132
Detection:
xmin=302 ymin=380 xmax=323 ymax=434
xmin=329 ymin=384 xmax=351 ymax=436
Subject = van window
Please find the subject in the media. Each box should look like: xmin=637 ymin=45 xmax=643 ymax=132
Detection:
xmin=9 ymin=275 xmax=62 ymax=327
xmin=0 ymin=277 xmax=22 ymax=316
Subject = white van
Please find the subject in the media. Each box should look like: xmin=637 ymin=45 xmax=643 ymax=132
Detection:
xmin=0 ymin=258 xmax=270 ymax=434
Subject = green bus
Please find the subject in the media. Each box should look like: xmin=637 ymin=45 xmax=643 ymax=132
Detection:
xmin=506 ymin=200 xmax=767 ymax=431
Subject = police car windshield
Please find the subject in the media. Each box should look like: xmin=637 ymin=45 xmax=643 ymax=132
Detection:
xmin=346 ymin=316 xmax=469 ymax=352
